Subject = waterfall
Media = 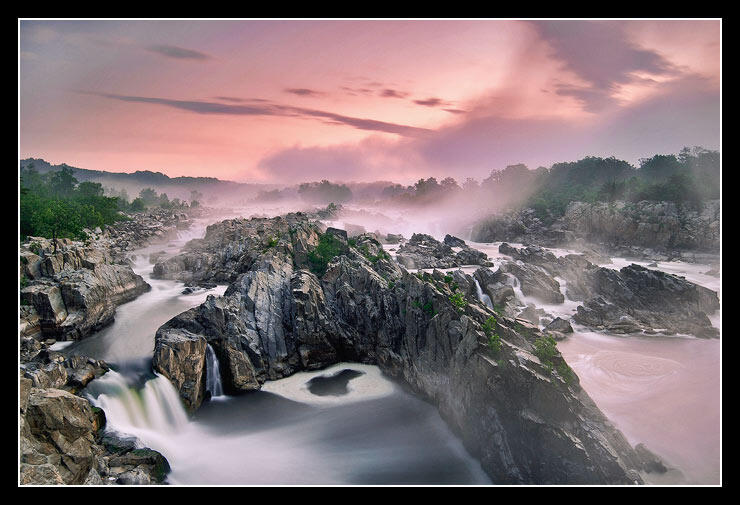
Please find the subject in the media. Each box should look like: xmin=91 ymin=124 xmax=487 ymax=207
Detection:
xmin=474 ymin=278 xmax=494 ymax=309
xmin=87 ymin=370 xmax=189 ymax=433
xmin=205 ymin=344 xmax=224 ymax=398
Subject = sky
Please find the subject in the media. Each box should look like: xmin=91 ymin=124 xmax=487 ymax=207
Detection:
xmin=19 ymin=19 xmax=721 ymax=184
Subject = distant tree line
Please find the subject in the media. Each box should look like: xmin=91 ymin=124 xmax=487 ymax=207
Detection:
xmin=20 ymin=164 xmax=202 ymax=242
xmin=375 ymin=146 xmax=719 ymax=219
xmin=297 ymin=180 xmax=353 ymax=204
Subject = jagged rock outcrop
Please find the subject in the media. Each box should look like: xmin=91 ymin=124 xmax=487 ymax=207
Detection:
xmin=495 ymin=243 xmax=720 ymax=338
xmin=152 ymin=213 xmax=319 ymax=284
xmin=563 ymin=200 xmax=720 ymax=253
xmin=571 ymin=264 xmax=719 ymax=338
xmin=471 ymin=207 xmax=571 ymax=246
xmin=19 ymin=209 xmax=209 ymax=344
xmin=471 ymin=200 xmax=720 ymax=262
xmin=151 ymin=214 xmax=658 ymax=484
xmin=396 ymin=233 xmax=493 ymax=269
xmin=20 ymin=239 xmax=150 ymax=342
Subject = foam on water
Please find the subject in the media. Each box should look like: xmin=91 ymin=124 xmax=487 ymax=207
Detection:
xmin=261 ymin=363 xmax=396 ymax=406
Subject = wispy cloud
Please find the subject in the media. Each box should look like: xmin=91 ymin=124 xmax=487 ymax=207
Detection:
xmin=340 ymin=86 xmax=374 ymax=96
xmin=380 ymin=88 xmax=410 ymax=99
xmin=413 ymin=97 xmax=466 ymax=114
xmin=145 ymin=44 xmax=212 ymax=61
xmin=284 ymin=88 xmax=325 ymax=97
xmin=85 ymin=92 xmax=431 ymax=137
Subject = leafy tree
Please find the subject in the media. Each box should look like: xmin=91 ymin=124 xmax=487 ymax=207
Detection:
xmin=139 ymin=187 xmax=159 ymax=207
xmin=48 ymin=166 xmax=77 ymax=198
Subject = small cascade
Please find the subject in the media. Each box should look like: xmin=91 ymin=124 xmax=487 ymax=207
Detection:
xmin=473 ymin=278 xmax=494 ymax=310
xmin=205 ymin=344 xmax=224 ymax=398
xmin=87 ymin=370 xmax=189 ymax=433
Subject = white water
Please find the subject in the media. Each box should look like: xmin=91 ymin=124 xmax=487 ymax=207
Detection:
xmin=205 ymin=344 xmax=224 ymax=398
xmin=473 ymin=278 xmax=493 ymax=310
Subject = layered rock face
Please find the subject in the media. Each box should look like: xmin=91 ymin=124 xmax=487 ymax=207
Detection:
xmin=496 ymin=243 xmax=720 ymax=338
xmin=20 ymin=238 xmax=150 ymax=341
xmin=470 ymin=207 xmax=570 ymax=246
xmin=19 ymin=210 xmax=199 ymax=343
xmin=396 ymin=233 xmax=493 ymax=269
xmin=19 ymin=351 xmax=170 ymax=485
xmin=563 ymin=200 xmax=720 ymax=253
xmin=152 ymin=214 xmax=660 ymax=484
xmin=471 ymin=200 xmax=720 ymax=261
xmin=152 ymin=213 xmax=320 ymax=284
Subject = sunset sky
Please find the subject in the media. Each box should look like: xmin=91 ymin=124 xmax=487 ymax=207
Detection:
xmin=19 ymin=19 xmax=721 ymax=184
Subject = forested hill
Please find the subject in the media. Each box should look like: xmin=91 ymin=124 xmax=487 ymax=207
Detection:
xmin=21 ymin=158 xmax=225 ymax=185
xmin=19 ymin=158 xmax=275 ymax=206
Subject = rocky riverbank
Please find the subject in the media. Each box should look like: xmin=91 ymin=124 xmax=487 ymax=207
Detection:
xmin=19 ymin=209 xmax=200 ymax=486
xmin=19 ymin=209 xmax=200 ymax=345
xmin=471 ymin=200 xmax=721 ymax=264
xmin=19 ymin=350 xmax=170 ymax=485
xmin=492 ymin=243 xmax=720 ymax=338
xmin=150 ymin=212 xmax=670 ymax=484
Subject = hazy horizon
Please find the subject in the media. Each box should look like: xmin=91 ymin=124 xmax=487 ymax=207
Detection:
xmin=20 ymin=19 xmax=720 ymax=185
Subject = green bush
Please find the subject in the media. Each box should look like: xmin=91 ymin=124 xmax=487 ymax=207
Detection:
xmin=482 ymin=316 xmax=502 ymax=354
xmin=557 ymin=361 xmax=576 ymax=384
xmin=359 ymin=244 xmax=390 ymax=264
xmin=449 ymin=291 xmax=467 ymax=313
xmin=307 ymin=232 xmax=345 ymax=277
xmin=488 ymin=333 xmax=502 ymax=354
xmin=533 ymin=335 xmax=558 ymax=365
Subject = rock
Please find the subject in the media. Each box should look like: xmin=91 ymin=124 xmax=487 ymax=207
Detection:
xmin=151 ymin=327 xmax=209 ymax=411
xmin=634 ymin=443 xmax=668 ymax=474
xmin=471 ymin=208 xmax=569 ymax=246
xmin=516 ymin=304 xmax=541 ymax=325
xmin=571 ymin=264 xmax=720 ymax=338
xmin=342 ymin=223 xmax=366 ymax=237
xmin=472 ymin=200 xmax=720 ymax=260
xmin=546 ymin=317 xmax=574 ymax=334
xmin=397 ymin=233 xmax=491 ymax=269
xmin=563 ymin=200 xmax=720 ymax=254
xmin=22 ymin=388 xmax=100 ymax=484
xmin=443 ymin=234 xmax=467 ymax=247
xmin=499 ymin=262 xmax=564 ymax=304
xmin=19 ymin=242 xmax=151 ymax=343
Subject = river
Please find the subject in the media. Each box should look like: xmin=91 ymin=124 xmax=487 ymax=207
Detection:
xmin=63 ymin=213 xmax=720 ymax=485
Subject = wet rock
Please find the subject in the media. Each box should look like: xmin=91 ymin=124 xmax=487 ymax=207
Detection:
xmin=634 ymin=443 xmax=668 ymax=474
xmin=499 ymin=261 xmax=564 ymax=304
xmin=397 ymin=233 xmax=491 ymax=269
xmin=385 ymin=233 xmax=405 ymax=244
xmin=546 ymin=317 xmax=573 ymax=334
xmin=443 ymin=234 xmax=467 ymax=248
xmin=572 ymin=264 xmax=720 ymax=338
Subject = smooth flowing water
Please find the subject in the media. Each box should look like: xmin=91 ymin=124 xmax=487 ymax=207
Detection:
xmin=72 ymin=214 xmax=490 ymax=485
